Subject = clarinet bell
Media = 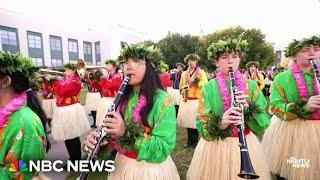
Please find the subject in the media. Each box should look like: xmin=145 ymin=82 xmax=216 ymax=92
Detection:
xmin=238 ymin=150 xmax=259 ymax=179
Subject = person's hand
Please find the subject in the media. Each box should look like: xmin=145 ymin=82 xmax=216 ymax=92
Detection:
xmin=220 ymin=107 xmax=242 ymax=129
xmin=235 ymin=90 xmax=249 ymax=108
xmin=84 ymin=131 xmax=108 ymax=154
xmin=102 ymin=111 xmax=126 ymax=137
xmin=305 ymin=95 xmax=320 ymax=112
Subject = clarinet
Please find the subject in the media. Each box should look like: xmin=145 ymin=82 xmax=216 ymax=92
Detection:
xmin=77 ymin=75 xmax=130 ymax=180
xmin=228 ymin=67 xmax=259 ymax=179
xmin=309 ymin=59 xmax=320 ymax=92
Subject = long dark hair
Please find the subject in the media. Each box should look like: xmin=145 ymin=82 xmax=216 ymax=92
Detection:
xmin=121 ymin=61 xmax=164 ymax=127
xmin=1 ymin=72 xmax=51 ymax=152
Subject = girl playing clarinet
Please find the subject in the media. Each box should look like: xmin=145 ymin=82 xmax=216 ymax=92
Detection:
xmin=84 ymin=44 xmax=180 ymax=180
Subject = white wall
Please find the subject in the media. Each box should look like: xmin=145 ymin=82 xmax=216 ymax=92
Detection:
xmin=0 ymin=8 xmax=149 ymax=67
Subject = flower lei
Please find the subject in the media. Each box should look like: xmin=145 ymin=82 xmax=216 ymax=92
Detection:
xmin=216 ymin=71 xmax=247 ymax=135
xmin=216 ymin=71 xmax=246 ymax=111
xmin=112 ymin=93 xmax=147 ymax=153
xmin=0 ymin=92 xmax=27 ymax=127
xmin=290 ymin=62 xmax=320 ymax=119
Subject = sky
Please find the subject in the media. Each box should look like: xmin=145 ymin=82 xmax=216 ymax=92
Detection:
xmin=1 ymin=0 xmax=320 ymax=49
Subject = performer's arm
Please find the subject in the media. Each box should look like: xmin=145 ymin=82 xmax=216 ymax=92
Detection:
xmin=196 ymin=85 xmax=212 ymax=139
xmin=269 ymin=75 xmax=304 ymax=121
xmin=136 ymin=95 xmax=176 ymax=163
xmin=0 ymin=115 xmax=46 ymax=179
xmin=258 ymin=73 xmax=265 ymax=90
xmin=198 ymin=70 xmax=208 ymax=88
xmin=245 ymin=81 xmax=270 ymax=134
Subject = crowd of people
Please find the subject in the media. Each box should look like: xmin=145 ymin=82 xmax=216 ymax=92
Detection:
xmin=0 ymin=34 xmax=319 ymax=180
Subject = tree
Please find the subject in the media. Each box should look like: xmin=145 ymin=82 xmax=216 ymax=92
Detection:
xmin=157 ymin=32 xmax=201 ymax=68
xmin=137 ymin=40 xmax=156 ymax=47
xmin=197 ymin=26 xmax=275 ymax=70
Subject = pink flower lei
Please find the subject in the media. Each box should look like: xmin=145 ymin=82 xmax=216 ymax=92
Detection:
xmin=290 ymin=62 xmax=320 ymax=119
xmin=0 ymin=92 xmax=27 ymax=127
xmin=113 ymin=93 xmax=147 ymax=153
xmin=216 ymin=71 xmax=247 ymax=111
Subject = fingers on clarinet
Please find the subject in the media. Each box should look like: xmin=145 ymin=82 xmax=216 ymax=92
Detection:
xmin=229 ymin=115 xmax=242 ymax=120
xmin=92 ymin=131 xmax=100 ymax=138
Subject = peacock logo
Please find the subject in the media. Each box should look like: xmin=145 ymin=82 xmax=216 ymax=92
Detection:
xmin=9 ymin=160 xmax=28 ymax=173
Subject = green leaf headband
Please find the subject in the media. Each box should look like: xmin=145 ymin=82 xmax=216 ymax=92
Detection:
xmin=284 ymin=35 xmax=320 ymax=58
xmin=207 ymin=38 xmax=249 ymax=60
xmin=64 ymin=62 xmax=76 ymax=70
xmin=118 ymin=44 xmax=164 ymax=69
xmin=105 ymin=59 xmax=118 ymax=67
xmin=0 ymin=50 xmax=39 ymax=78
xmin=184 ymin=53 xmax=200 ymax=63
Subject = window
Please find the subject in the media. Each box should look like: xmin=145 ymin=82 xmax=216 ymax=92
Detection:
xmin=95 ymin=41 xmax=101 ymax=63
xmin=0 ymin=30 xmax=17 ymax=46
xmin=83 ymin=41 xmax=92 ymax=63
xmin=68 ymin=41 xmax=78 ymax=52
xmin=52 ymin=59 xmax=63 ymax=68
xmin=0 ymin=26 xmax=19 ymax=54
xmin=50 ymin=37 xmax=62 ymax=51
xmin=28 ymin=35 xmax=41 ymax=48
xmin=84 ymin=43 xmax=92 ymax=54
xmin=68 ymin=39 xmax=79 ymax=61
xmin=50 ymin=35 xmax=63 ymax=68
xmin=95 ymin=43 xmax=100 ymax=54
xmin=27 ymin=31 xmax=44 ymax=67
xmin=32 ymin=58 xmax=43 ymax=66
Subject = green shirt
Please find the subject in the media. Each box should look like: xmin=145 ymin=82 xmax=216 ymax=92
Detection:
xmin=0 ymin=105 xmax=47 ymax=180
xmin=197 ymin=79 xmax=270 ymax=140
xmin=120 ymin=88 xmax=176 ymax=163
xmin=270 ymin=70 xmax=316 ymax=121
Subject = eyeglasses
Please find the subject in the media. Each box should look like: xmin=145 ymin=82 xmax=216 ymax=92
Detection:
xmin=123 ymin=60 xmax=145 ymax=70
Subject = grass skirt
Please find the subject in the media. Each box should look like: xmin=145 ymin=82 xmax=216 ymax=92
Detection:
xmin=85 ymin=92 xmax=101 ymax=111
xmin=109 ymin=153 xmax=180 ymax=180
xmin=41 ymin=98 xmax=56 ymax=119
xmin=96 ymin=97 xmax=114 ymax=126
xmin=261 ymin=115 xmax=320 ymax=179
xmin=187 ymin=133 xmax=271 ymax=180
xmin=167 ymin=87 xmax=181 ymax=106
xmin=51 ymin=103 xmax=90 ymax=141
xmin=177 ymin=99 xmax=198 ymax=128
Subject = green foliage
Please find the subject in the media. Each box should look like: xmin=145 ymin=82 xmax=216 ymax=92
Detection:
xmin=196 ymin=26 xmax=275 ymax=69
xmin=207 ymin=38 xmax=248 ymax=61
xmin=64 ymin=62 xmax=76 ymax=70
xmin=288 ymin=100 xmax=313 ymax=120
xmin=0 ymin=50 xmax=39 ymax=77
xmin=92 ymin=69 xmax=103 ymax=81
xmin=157 ymin=32 xmax=201 ymax=68
xmin=206 ymin=112 xmax=232 ymax=141
xmin=105 ymin=59 xmax=118 ymax=67
xmin=284 ymin=35 xmax=320 ymax=57
xmin=184 ymin=53 xmax=200 ymax=62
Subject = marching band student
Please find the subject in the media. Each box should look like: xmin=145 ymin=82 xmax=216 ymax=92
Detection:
xmin=177 ymin=53 xmax=208 ymax=148
xmin=84 ymin=44 xmax=180 ymax=180
xmin=245 ymin=61 xmax=265 ymax=90
xmin=40 ymin=73 xmax=58 ymax=133
xmin=96 ymin=59 xmax=122 ymax=126
xmin=52 ymin=62 xmax=90 ymax=164
xmin=187 ymin=39 xmax=271 ymax=179
xmin=85 ymin=68 xmax=102 ymax=128
xmin=262 ymin=35 xmax=320 ymax=180
xmin=170 ymin=63 xmax=185 ymax=115
xmin=0 ymin=51 xmax=49 ymax=179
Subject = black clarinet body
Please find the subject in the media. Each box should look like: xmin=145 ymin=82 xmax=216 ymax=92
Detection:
xmin=77 ymin=75 xmax=130 ymax=180
xmin=309 ymin=59 xmax=320 ymax=92
xmin=228 ymin=67 xmax=259 ymax=179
